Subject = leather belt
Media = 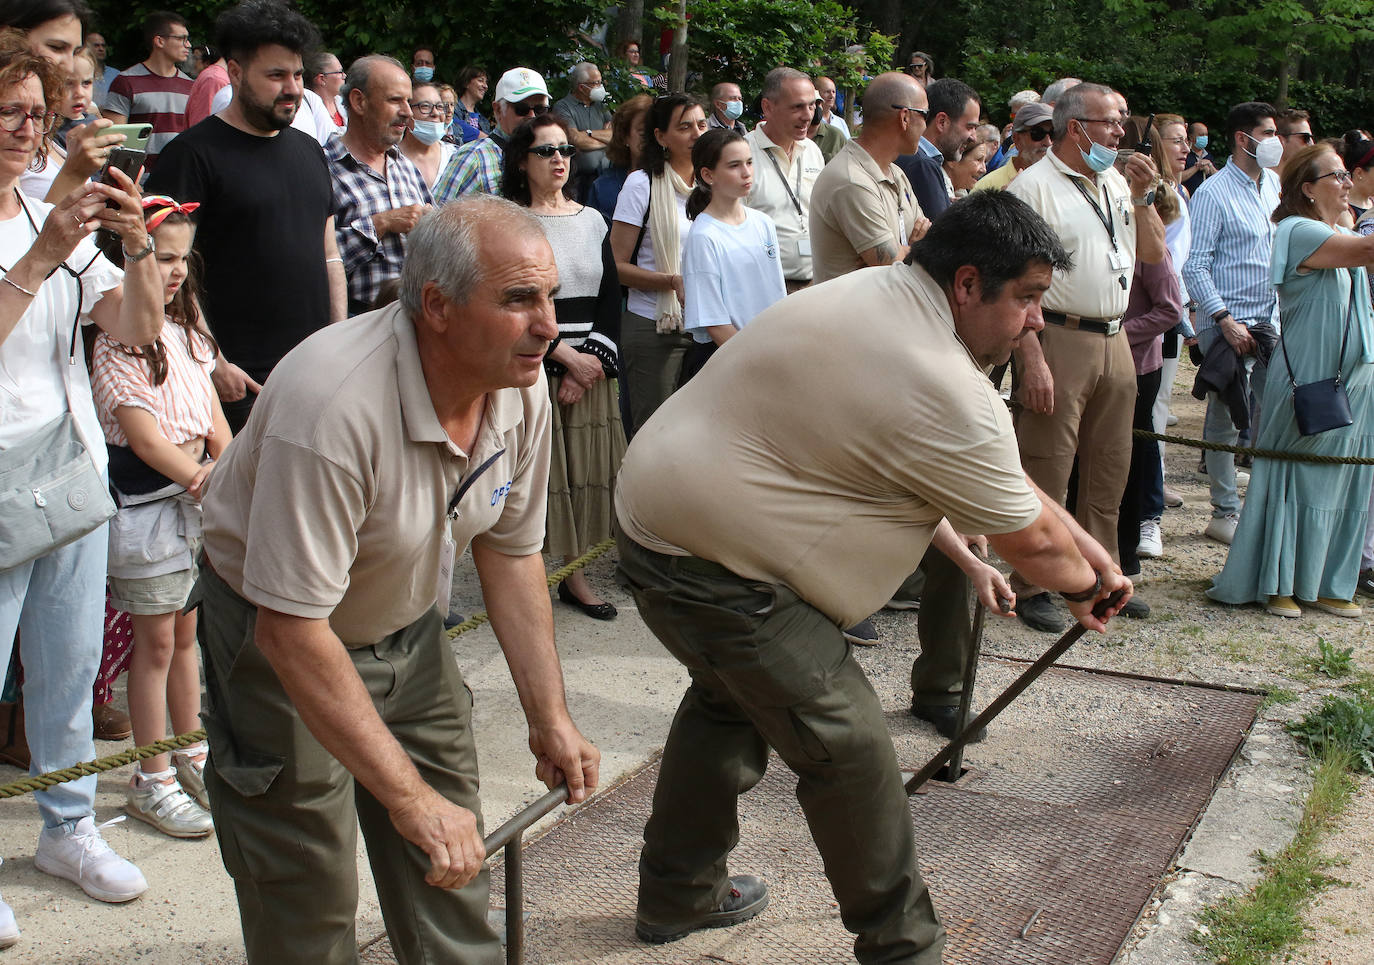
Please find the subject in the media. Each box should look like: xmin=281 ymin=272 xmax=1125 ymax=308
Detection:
xmin=1042 ymin=310 xmax=1122 ymax=336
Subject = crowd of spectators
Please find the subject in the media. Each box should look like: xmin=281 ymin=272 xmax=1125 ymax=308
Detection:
xmin=1 ymin=0 xmax=1374 ymax=957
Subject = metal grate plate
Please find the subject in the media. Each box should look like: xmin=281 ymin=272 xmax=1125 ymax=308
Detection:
xmin=364 ymin=664 xmax=1260 ymax=964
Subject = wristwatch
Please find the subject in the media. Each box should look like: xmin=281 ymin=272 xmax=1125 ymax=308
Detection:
xmin=123 ymin=236 xmax=155 ymax=263
xmin=1132 ymin=180 xmax=1159 ymax=206
xmin=1060 ymin=570 xmax=1102 ymax=603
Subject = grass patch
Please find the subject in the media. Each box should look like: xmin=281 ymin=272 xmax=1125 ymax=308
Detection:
xmin=1288 ymin=694 xmax=1374 ymax=774
xmin=1309 ymin=637 xmax=1355 ymax=679
xmin=1193 ymin=748 xmax=1357 ymax=964
xmin=1259 ymin=687 xmax=1299 ymax=711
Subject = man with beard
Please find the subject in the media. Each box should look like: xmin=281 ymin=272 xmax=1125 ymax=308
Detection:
xmin=145 ymin=0 xmax=347 ymax=432
xmin=973 ymin=102 xmax=1054 ymax=191
xmin=327 ymin=55 xmax=434 ymax=313
xmin=897 ymin=77 xmax=982 ymax=220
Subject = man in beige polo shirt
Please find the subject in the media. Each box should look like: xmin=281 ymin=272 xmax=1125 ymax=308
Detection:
xmin=616 ymin=192 xmax=1132 ymax=961
xmin=746 ymin=66 xmax=825 ymax=290
xmin=1007 ymin=82 xmax=1166 ymax=632
xmin=195 ymin=198 xmax=600 ymax=965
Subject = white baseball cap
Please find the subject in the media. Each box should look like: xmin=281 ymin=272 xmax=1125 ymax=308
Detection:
xmin=494 ymin=67 xmax=549 ymax=105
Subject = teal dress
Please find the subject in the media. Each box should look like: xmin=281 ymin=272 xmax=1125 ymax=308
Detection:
xmin=1209 ymin=217 xmax=1374 ymax=605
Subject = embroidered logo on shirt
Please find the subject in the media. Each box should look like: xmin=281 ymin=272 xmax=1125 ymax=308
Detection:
xmin=765 ymin=242 xmax=777 ymax=260
xmin=491 ymin=480 xmax=514 ymax=507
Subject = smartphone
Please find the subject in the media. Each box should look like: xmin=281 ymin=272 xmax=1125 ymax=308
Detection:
xmin=102 ymin=122 xmax=151 ymax=152
xmin=93 ymin=146 xmax=147 ymax=263
xmin=1137 ymin=114 xmax=1156 ymax=156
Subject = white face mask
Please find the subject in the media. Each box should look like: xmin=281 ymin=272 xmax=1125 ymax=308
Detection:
xmin=587 ymin=84 xmax=607 ymax=103
xmin=410 ymin=119 xmax=445 ymax=145
xmin=1245 ymin=131 xmax=1283 ymax=169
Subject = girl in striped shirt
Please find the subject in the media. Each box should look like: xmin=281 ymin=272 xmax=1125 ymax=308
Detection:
xmin=90 ymin=196 xmax=229 ymax=839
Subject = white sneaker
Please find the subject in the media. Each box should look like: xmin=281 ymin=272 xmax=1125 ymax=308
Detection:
xmin=1166 ymin=412 xmax=1179 ymax=427
xmin=1204 ymin=515 xmax=1239 ymax=545
xmin=0 ymin=860 xmax=19 ymax=949
xmin=1137 ymin=519 xmax=1163 ymax=558
xmin=172 ymin=746 xmax=209 ymax=810
xmin=126 ymin=773 xmax=213 ymax=839
xmin=1236 ymin=469 xmax=1250 ymax=487
xmin=34 ymin=816 xmax=148 ymax=902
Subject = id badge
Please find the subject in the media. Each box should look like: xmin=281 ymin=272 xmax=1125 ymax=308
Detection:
xmin=797 ymin=237 xmax=812 ymax=258
xmin=1106 ymin=246 xmax=1131 ymax=273
xmin=435 ymin=528 xmax=456 ymax=616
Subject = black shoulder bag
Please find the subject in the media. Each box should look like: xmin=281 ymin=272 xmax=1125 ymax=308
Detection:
xmin=1281 ymin=280 xmax=1355 ymax=436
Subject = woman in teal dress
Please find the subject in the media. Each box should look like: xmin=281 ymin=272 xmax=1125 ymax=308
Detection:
xmin=1209 ymin=143 xmax=1374 ymax=617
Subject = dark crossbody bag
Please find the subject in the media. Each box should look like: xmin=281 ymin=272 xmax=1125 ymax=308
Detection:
xmin=1280 ymin=280 xmax=1355 ymax=437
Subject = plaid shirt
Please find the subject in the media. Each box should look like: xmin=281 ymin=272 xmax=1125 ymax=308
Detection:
xmin=433 ymin=135 xmax=504 ymax=204
xmin=325 ymin=138 xmax=433 ymax=312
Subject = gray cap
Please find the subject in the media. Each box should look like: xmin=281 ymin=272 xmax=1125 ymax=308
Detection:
xmin=1013 ymin=102 xmax=1054 ymax=132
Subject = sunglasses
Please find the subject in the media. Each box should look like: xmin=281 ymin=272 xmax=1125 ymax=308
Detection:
xmin=512 ymin=102 xmax=550 ymax=117
xmin=892 ymin=104 xmax=929 ymax=120
xmin=531 ymin=143 xmax=577 ymax=158
xmin=1026 ymin=126 xmax=1052 ymax=141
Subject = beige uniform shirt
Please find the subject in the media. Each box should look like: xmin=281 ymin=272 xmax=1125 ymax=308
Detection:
xmin=745 ymin=124 xmax=824 ymax=281
xmin=1008 ymin=151 xmax=1137 ymax=318
xmin=616 ymin=263 xmax=1041 ymax=627
xmin=809 ymin=139 xmax=920 ymax=283
xmin=202 ymin=304 xmax=551 ymax=646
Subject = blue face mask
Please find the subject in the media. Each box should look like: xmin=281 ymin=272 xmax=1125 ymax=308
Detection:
xmin=410 ymin=119 xmax=445 ymax=145
xmin=1076 ymin=122 xmax=1118 ymax=173
xmin=723 ymin=100 xmax=743 ymax=121
xmin=1194 ymin=134 xmax=1208 ymax=149
xmin=413 ymin=66 xmax=434 ymax=83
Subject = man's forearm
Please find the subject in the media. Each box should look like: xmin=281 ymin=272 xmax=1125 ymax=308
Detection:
xmin=257 ymin=611 xmax=428 ymax=810
xmin=328 ymin=260 xmax=348 ymax=321
xmin=471 ymin=541 xmax=573 ymax=730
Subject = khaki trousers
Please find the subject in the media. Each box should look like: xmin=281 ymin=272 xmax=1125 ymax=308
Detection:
xmin=618 ymin=535 xmax=945 ymax=965
xmin=194 ymin=564 xmax=499 ymax=965
xmin=1012 ymin=324 xmax=1135 ymax=598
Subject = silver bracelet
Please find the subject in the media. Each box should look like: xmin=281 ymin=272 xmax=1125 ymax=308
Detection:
xmin=1 ymin=274 xmax=36 ymax=298
xmin=325 ymin=257 xmax=343 ymax=265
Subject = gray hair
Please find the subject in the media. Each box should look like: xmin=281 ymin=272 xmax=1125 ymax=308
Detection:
xmin=1052 ymin=81 xmax=1111 ymax=141
xmin=1041 ymin=77 xmax=1081 ymax=107
xmin=342 ymin=54 xmax=406 ymax=116
xmin=761 ymin=66 xmax=809 ymax=103
xmin=1008 ymin=89 xmax=1040 ymax=112
xmin=399 ymin=197 xmax=546 ymax=318
xmin=570 ymin=61 xmax=598 ymax=86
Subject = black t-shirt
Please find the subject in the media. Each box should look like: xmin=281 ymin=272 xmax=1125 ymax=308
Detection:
xmin=144 ymin=116 xmax=332 ymax=375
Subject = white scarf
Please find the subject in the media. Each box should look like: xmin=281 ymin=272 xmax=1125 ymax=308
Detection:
xmin=649 ymin=165 xmax=691 ymax=333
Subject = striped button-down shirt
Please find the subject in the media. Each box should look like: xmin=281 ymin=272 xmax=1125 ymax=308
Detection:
xmin=1182 ymin=159 xmax=1281 ymax=330
xmin=325 ymin=138 xmax=433 ymax=313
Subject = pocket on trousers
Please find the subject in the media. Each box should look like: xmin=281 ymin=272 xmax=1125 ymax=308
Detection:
xmin=201 ymin=709 xmax=285 ymax=798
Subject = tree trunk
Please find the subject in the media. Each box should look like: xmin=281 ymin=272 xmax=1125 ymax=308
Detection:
xmin=613 ymin=0 xmax=643 ymax=55
xmin=667 ymin=0 xmax=688 ymax=92
xmin=1274 ymin=47 xmax=1293 ymax=109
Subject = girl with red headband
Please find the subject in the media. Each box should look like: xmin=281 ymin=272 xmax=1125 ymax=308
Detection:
xmin=89 ymin=194 xmax=230 ymax=838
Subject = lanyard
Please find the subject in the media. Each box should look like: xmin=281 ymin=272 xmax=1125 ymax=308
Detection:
xmin=446 ymin=448 xmax=506 ymax=520
xmin=896 ymin=183 xmax=913 ymax=243
xmin=1069 ymin=176 xmax=1118 ymax=251
xmin=764 ymin=146 xmax=804 ymax=219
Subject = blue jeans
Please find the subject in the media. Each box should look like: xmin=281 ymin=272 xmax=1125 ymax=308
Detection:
xmin=1197 ymin=326 xmax=1267 ymax=518
xmin=0 ymin=525 xmax=105 ymax=829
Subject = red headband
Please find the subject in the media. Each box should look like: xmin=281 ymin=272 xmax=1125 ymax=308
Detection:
xmin=142 ymin=195 xmax=201 ymax=232
xmin=1357 ymin=144 xmax=1374 ymax=172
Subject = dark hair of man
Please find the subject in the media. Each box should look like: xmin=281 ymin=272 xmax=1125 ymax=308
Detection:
xmin=1277 ymin=107 xmax=1310 ymax=135
xmin=500 ymin=113 xmax=573 ymax=207
xmin=455 ymin=64 xmax=485 ymax=93
xmin=639 ymin=92 xmax=699 ymax=177
xmin=1272 ymin=142 xmax=1338 ymax=223
xmin=215 ymin=0 xmax=319 ymax=64
xmin=413 ymin=45 xmax=434 ymax=60
xmin=1342 ymin=129 xmax=1374 ymax=173
xmin=0 ymin=0 xmax=89 ymax=31
xmin=686 ymin=127 xmax=743 ymax=219
xmin=906 ymin=190 xmax=1072 ymax=300
xmin=606 ymin=92 xmax=652 ymax=169
xmin=926 ymin=77 xmax=977 ymax=128
xmin=1225 ymin=101 xmax=1278 ymax=150
xmin=143 ymin=10 xmax=184 ymax=50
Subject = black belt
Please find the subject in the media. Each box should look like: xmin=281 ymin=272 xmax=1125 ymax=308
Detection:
xmin=1042 ymin=310 xmax=1122 ymax=336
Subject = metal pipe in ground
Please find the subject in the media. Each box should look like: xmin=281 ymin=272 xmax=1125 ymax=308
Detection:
xmin=483 ymin=783 xmax=569 ymax=965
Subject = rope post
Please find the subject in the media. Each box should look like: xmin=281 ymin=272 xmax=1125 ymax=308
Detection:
xmin=483 ymin=784 xmax=569 ymax=965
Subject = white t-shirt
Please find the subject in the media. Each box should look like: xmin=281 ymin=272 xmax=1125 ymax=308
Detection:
xmin=0 ymin=195 xmax=123 ymax=474
xmin=682 ymin=209 xmax=787 ymax=342
xmin=612 ymin=169 xmax=691 ymax=318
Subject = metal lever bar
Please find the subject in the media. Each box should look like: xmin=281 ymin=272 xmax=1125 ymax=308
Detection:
xmin=906 ymin=589 xmax=1127 ymax=794
xmin=484 ymin=783 xmax=570 ymax=965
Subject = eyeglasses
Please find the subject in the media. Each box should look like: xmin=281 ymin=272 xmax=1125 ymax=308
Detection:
xmin=1026 ymin=126 xmax=1052 ymax=142
xmin=1161 ymin=135 xmax=1188 ymax=146
xmin=1311 ymin=169 xmax=1353 ymax=184
xmin=0 ymin=105 xmax=57 ymax=134
xmin=1283 ymin=132 xmax=1316 ymax=145
xmin=161 ymin=33 xmax=194 ymax=46
xmin=320 ymin=69 xmax=345 ymax=78
xmin=1076 ymin=117 xmax=1125 ymax=130
xmin=530 ymin=143 xmax=577 ymax=159
xmin=892 ymin=104 xmax=928 ymax=120
xmin=409 ymin=101 xmax=443 ymax=117
xmin=511 ymin=101 xmax=550 ymax=117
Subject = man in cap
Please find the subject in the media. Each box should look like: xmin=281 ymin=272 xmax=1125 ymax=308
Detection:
xmin=974 ymin=102 xmax=1054 ymax=192
xmin=435 ymin=66 xmax=550 ymax=200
